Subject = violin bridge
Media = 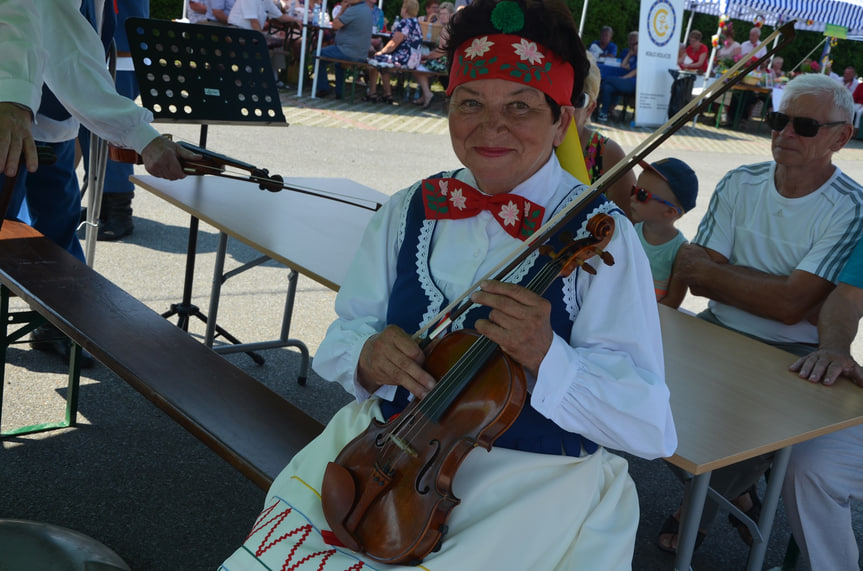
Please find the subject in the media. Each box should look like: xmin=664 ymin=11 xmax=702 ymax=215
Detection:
xmin=389 ymin=434 xmax=418 ymax=458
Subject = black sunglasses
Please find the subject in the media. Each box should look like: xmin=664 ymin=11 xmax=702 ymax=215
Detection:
xmin=765 ymin=111 xmax=847 ymax=137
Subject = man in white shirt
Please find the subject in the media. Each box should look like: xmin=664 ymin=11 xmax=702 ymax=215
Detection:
xmin=228 ymin=0 xmax=299 ymax=30
xmin=660 ymin=73 xmax=863 ymax=552
xmin=739 ymin=26 xmax=766 ymax=60
xmin=841 ymin=65 xmax=859 ymax=94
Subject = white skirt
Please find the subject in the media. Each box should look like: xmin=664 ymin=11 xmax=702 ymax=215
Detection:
xmin=220 ymin=399 xmax=639 ymax=571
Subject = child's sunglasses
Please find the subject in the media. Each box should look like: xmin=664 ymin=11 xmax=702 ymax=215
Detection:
xmin=631 ymin=186 xmax=682 ymax=215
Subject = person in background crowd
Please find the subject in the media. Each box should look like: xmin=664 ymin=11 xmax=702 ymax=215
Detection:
xmin=185 ymin=0 xmax=209 ymax=23
xmin=365 ymin=0 xmax=422 ymax=105
xmin=418 ymin=0 xmax=440 ymax=23
xmin=597 ymin=31 xmax=637 ymax=122
xmin=412 ymin=0 xmax=453 ymax=108
xmin=313 ymin=0 xmax=373 ymax=99
xmin=678 ymin=30 xmax=708 ymax=74
xmin=768 ymin=55 xmax=784 ymax=79
xmin=228 ymin=0 xmax=299 ymax=30
xmin=588 ymin=25 xmax=617 ymax=60
xmin=716 ymin=19 xmax=740 ymax=63
xmin=739 ymin=26 xmax=766 ymax=61
xmin=206 ymin=0 xmax=236 ymax=24
xmin=842 ymin=65 xmax=859 ymax=94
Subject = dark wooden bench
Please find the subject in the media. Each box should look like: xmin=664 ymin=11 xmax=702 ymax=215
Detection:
xmin=315 ymin=56 xmax=368 ymax=103
xmin=0 ymin=220 xmax=324 ymax=490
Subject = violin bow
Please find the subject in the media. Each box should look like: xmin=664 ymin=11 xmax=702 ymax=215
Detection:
xmin=415 ymin=20 xmax=798 ymax=341
xmin=111 ymin=141 xmax=383 ymax=211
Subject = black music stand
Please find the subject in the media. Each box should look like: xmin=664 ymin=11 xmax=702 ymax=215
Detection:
xmin=126 ymin=18 xmax=287 ymax=363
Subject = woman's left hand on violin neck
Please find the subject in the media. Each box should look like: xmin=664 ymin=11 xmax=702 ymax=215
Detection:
xmin=470 ymin=280 xmax=553 ymax=379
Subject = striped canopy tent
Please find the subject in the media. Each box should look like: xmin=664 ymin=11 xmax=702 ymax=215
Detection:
xmin=684 ymin=0 xmax=863 ymax=37
xmin=684 ymin=0 xmax=863 ymax=77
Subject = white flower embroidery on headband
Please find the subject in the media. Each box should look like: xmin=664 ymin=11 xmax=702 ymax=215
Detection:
xmin=512 ymin=39 xmax=544 ymax=65
xmin=464 ymin=36 xmax=494 ymax=59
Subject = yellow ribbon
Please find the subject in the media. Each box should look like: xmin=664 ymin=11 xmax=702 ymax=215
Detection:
xmin=555 ymin=118 xmax=591 ymax=185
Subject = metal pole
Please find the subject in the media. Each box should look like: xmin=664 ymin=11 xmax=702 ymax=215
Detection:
xmin=83 ymin=0 xmax=111 ymax=267
xmin=578 ymin=0 xmax=589 ymax=38
xmin=297 ymin=0 xmax=310 ymax=96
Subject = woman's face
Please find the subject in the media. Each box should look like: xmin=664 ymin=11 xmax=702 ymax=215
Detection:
xmin=449 ymin=79 xmax=572 ymax=195
xmin=439 ymin=7 xmax=452 ymax=24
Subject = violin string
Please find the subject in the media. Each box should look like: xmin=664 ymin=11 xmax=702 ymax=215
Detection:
xmin=387 ymin=259 xmax=561 ymax=445
xmin=381 ymin=259 xmax=564 ymax=463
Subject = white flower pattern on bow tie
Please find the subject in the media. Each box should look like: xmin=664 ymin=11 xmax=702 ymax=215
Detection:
xmin=449 ymin=187 xmax=467 ymax=210
xmin=499 ymin=201 xmax=520 ymax=227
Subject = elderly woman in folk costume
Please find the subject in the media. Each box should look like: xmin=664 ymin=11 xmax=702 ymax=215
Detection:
xmin=220 ymin=0 xmax=676 ymax=569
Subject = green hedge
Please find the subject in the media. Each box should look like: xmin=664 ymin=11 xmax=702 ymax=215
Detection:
xmin=150 ymin=0 xmax=183 ymax=21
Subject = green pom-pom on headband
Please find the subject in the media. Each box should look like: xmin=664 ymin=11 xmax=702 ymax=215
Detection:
xmin=490 ymin=1 xmax=524 ymax=34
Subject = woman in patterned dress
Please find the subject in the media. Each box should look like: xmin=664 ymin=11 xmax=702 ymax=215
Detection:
xmin=365 ymin=0 xmax=423 ymax=104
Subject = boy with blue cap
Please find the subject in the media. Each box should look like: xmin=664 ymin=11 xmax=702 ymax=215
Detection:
xmin=630 ymin=157 xmax=699 ymax=308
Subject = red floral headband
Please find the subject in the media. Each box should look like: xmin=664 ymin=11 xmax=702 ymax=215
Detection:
xmin=446 ymin=34 xmax=575 ymax=106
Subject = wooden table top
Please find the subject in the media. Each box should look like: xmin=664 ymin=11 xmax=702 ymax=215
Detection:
xmin=730 ymin=82 xmax=772 ymax=94
xmin=132 ymin=174 xmax=388 ymax=291
xmin=661 ymin=305 xmax=863 ymax=474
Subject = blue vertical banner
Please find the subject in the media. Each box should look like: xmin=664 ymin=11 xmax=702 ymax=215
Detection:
xmin=636 ymin=0 xmax=685 ymax=126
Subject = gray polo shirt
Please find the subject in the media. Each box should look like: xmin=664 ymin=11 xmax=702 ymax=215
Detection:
xmin=335 ymin=2 xmax=373 ymax=61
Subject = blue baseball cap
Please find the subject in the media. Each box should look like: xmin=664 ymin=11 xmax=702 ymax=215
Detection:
xmin=639 ymin=158 xmax=699 ymax=212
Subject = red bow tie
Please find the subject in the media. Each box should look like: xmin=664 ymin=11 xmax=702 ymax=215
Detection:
xmin=420 ymin=178 xmax=545 ymax=240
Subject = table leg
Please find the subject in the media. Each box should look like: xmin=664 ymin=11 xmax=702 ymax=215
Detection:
xmin=675 ymin=471 xmax=711 ymax=571
xmin=732 ymin=92 xmax=746 ymax=130
xmin=204 ymin=232 xmax=229 ymax=346
xmin=746 ymin=446 xmax=791 ymax=571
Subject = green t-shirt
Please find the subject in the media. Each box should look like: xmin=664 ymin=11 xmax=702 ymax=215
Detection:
xmin=634 ymin=221 xmax=687 ymax=300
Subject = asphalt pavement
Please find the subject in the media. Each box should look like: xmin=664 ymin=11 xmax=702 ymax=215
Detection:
xmin=2 ymin=94 xmax=863 ymax=570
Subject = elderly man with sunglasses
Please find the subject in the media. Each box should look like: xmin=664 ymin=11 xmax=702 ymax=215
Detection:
xmin=657 ymin=73 xmax=863 ymax=559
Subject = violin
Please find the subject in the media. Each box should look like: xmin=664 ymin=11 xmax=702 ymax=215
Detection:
xmin=321 ymin=213 xmax=616 ymax=565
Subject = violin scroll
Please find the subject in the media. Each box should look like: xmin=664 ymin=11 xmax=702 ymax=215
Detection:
xmin=540 ymin=213 xmax=615 ymax=277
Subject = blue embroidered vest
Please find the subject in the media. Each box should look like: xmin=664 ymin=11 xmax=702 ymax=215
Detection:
xmin=380 ymin=172 xmax=619 ymax=457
